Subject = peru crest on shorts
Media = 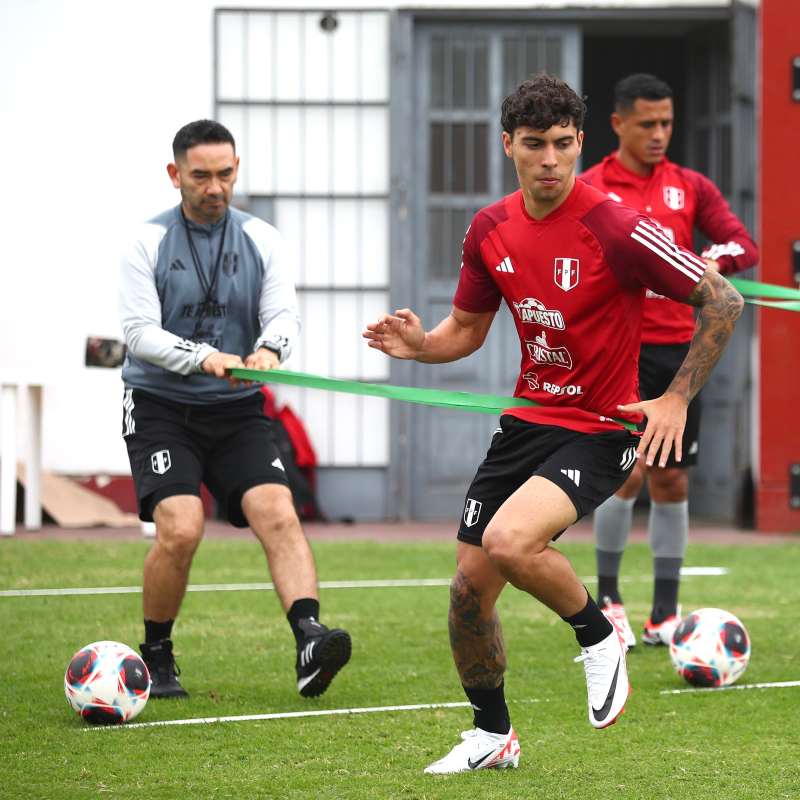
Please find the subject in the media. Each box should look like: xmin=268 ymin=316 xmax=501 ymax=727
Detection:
xmin=663 ymin=185 xmax=685 ymax=210
xmin=463 ymin=498 xmax=482 ymax=528
xmin=150 ymin=449 xmax=171 ymax=475
xmin=554 ymin=258 xmax=579 ymax=291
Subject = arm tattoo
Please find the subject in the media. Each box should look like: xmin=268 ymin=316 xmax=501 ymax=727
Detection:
xmin=448 ymin=570 xmax=506 ymax=689
xmin=669 ymin=271 xmax=744 ymax=402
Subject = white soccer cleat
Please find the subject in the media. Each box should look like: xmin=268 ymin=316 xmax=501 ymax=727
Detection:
xmin=642 ymin=609 xmax=682 ymax=646
xmin=600 ymin=597 xmax=636 ymax=650
xmin=423 ymin=727 xmax=520 ymax=775
xmin=575 ymin=628 xmax=630 ymax=729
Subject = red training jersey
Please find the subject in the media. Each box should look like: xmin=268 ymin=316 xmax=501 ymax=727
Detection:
xmin=580 ymin=153 xmax=758 ymax=344
xmin=453 ymin=179 xmax=706 ymax=434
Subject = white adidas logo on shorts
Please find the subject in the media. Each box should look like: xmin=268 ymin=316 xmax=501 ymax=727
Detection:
xmin=620 ymin=447 xmax=637 ymax=471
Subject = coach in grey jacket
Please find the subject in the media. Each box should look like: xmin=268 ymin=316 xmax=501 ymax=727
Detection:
xmin=119 ymin=119 xmax=350 ymax=701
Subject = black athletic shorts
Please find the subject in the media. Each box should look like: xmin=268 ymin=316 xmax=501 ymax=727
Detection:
xmin=122 ymin=388 xmax=289 ymax=527
xmin=638 ymin=342 xmax=701 ymax=468
xmin=457 ymin=416 xmax=640 ymax=546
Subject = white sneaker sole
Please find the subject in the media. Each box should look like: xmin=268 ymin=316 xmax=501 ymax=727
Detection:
xmin=424 ymin=754 xmax=520 ymax=775
xmin=423 ymin=729 xmax=521 ymax=774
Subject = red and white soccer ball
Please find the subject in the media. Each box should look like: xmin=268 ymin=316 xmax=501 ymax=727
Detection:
xmin=64 ymin=640 xmax=150 ymax=724
xmin=669 ymin=608 xmax=751 ymax=688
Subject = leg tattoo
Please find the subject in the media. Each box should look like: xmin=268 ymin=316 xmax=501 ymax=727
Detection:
xmin=448 ymin=570 xmax=506 ymax=689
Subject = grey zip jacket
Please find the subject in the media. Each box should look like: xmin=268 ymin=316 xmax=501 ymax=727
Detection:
xmin=120 ymin=205 xmax=300 ymax=404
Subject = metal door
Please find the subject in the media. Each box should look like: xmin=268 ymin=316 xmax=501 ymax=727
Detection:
xmin=405 ymin=23 xmax=581 ymax=519
xmin=684 ymin=8 xmax=757 ymax=522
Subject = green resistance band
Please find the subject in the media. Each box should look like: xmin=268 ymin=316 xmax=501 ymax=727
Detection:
xmin=229 ymin=367 xmax=639 ymax=432
xmin=746 ymin=299 xmax=800 ymax=312
xmin=729 ymin=277 xmax=800 ymax=311
xmin=230 ymin=279 xmax=799 ymax=430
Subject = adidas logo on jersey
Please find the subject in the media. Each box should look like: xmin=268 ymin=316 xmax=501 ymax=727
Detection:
xmin=495 ymin=257 xmax=515 ymax=273
xmin=560 ymin=469 xmax=581 ymax=486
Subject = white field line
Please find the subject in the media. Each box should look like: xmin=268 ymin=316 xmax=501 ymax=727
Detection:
xmin=89 ymin=697 xmax=548 ymax=731
xmin=679 ymin=567 xmax=728 ymax=576
xmin=82 ymin=677 xmax=800 ymax=733
xmin=1 ymin=578 xmax=449 ymax=598
xmin=87 ymin=679 xmax=800 ymax=732
xmin=0 ymin=567 xmax=728 ymax=598
xmin=91 ymin=701 xmax=473 ymax=730
xmin=661 ymin=680 xmax=800 ymax=695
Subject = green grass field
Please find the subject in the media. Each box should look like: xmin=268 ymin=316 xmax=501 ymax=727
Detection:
xmin=1 ymin=535 xmax=799 ymax=800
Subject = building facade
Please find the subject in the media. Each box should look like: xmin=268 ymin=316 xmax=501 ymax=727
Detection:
xmin=0 ymin=1 xmax=758 ymax=523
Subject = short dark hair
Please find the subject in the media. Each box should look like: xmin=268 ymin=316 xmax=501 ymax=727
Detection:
xmin=172 ymin=119 xmax=236 ymax=160
xmin=613 ymin=73 xmax=673 ymax=113
xmin=501 ymin=74 xmax=587 ymax=135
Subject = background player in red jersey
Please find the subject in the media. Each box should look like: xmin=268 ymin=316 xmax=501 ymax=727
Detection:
xmin=582 ymin=74 xmax=758 ymax=649
xmin=363 ymin=74 xmax=743 ymax=775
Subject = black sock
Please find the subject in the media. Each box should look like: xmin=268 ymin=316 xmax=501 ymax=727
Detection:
xmin=597 ymin=576 xmax=623 ymax=606
xmin=144 ymin=619 xmax=174 ymax=644
xmin=562 ymin=591 xmax=613 ymax=648
xmin=651 ymin=579 xmax=680 ymax=623
xmin=463 ymin=683 xmax=510 ymax=735
xmin=287 ymin=598 xmax=321 ymax=646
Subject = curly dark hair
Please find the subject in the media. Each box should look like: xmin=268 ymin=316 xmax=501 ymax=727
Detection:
xmin=501 ymin=74 xmax=586 ymax=135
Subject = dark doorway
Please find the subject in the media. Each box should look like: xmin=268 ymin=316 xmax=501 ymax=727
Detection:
xmin=581 ymin=36 xmax=687 ymax=170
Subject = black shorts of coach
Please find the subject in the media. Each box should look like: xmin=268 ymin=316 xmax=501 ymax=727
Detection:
xmin=122 ymin=389 xmax=289 ymax=527
xmin=457 ymin=416 xmax=640 ymax=546
xmin=638 ymin=342 xmax=702 ymax=468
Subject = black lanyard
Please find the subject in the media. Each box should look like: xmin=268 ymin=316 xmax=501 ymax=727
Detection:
xmin=181 ymin=208 xmax=228 ymax=341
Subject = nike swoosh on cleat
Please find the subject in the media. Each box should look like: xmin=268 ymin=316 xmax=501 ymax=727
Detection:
xmin=591 ymin=659 xmax=620 ymax=722
xmin=467 ymin=752 xmax=493 ymax=770
xmin=297 ymin=668 xmax=321 ymax=691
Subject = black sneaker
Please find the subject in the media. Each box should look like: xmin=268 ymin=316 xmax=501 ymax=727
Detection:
xmin=295 ymin=619 xmax=351 ymax=698
xmin=140 ymin=639 xmax=189 ymax=699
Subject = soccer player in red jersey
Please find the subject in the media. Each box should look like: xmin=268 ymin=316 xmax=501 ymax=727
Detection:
xmin=582 ymin=74 xmax=758 ymax=650
xmin=363 ymin=74 xmax=743 ymax=774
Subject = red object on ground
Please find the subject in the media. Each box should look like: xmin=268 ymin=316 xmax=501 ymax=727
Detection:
xmin=277 ymin=405 xmax=317 ymax=469
xmin=77 ymin=476 xmax=214 ymax=518
xmin=260 ymin=387 xmax=318 ymax=470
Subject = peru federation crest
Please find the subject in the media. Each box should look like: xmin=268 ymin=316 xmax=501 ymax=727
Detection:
xmin=663 ymin=185 xmax=685 ymax=210
xmin=554 ymin=258 xmax=579 ymax=292
xmin=151 ymin=449 xmax=172 ymax=475
xmin=463 ymin=498 xmax=483 ymax=528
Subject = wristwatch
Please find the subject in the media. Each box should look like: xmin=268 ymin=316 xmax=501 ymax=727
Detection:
xmin=256 ymin=335 xmax=289 ymax=362
xmin=259 ymin=344 xmax=281 ymax=359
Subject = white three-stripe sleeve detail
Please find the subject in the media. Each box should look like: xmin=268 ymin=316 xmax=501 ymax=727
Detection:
xmin=637 ymin=220 xmax=708 ymax=272
xmin=635 ymin=223 xmax=706 ymax=277
xmin=630 ymin=232 xmax=702 ymax=283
